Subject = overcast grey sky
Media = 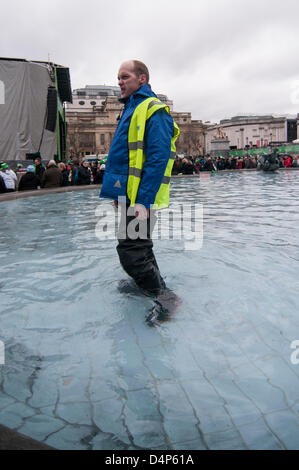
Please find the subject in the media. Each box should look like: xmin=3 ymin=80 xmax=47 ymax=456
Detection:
xmin=1 ymin=0 xmax=299 ymax=122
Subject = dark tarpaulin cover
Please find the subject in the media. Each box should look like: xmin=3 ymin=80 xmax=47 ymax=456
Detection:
xmin=0 ymin=59 xmax=57 ymax=161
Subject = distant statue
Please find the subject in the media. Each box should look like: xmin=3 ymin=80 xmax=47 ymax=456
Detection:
xmin=257 ymin=148 xmax=280 ymax=172
xmin=214 ymin=127 xmax=227 ymax=140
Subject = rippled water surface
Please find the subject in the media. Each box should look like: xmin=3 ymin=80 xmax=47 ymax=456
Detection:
xmin=1 ymin=171 xmax=299 ymax=450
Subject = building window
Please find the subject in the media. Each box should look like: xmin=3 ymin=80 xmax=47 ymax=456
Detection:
xmin=90 ymin=101 xmax=97 ymax=106
xmin=101 ymin=134 xmax=105 ymax=145
xmin=79 ymin=133 xmax=95 ymax=146
xmin=79 ymin=101 xmax=85 ymax=105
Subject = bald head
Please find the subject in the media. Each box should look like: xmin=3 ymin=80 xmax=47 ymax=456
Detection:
xmin=118 ymin=60 xmax=150 ymax=99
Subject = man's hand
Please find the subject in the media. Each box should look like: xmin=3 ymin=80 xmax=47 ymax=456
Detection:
xmin=134 ymin=203 xmax=149 ymax=220
xmin=113 ymin=200 xmax=118 ymax=209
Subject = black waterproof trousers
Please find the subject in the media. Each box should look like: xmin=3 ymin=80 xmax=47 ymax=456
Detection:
xmin=116 ymin=206 xmax=166 ymax=296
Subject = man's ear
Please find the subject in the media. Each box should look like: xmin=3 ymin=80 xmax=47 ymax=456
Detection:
xmin=139 ymin=74 xmax=147 ymax=85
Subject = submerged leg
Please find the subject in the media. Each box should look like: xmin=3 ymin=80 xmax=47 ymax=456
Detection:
xmin=117 ymin=209 xmax=166 ymax=296
xmin=116 ymin=205 xmax=181 ymax=325
xmin=146 ymin=288 xmax=182 ymax=326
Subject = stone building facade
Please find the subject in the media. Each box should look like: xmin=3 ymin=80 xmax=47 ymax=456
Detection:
xmin=66 ymin=86 xmax=299 ymax=159
xmin=171 ymin=112 xmax=206 ymax=156
xmin=65 ymin=85 xmax=207 ymax=159
xmin=205 ymin=115 xmax=298 ymax=153
xmin=66 ymin=86 xmax=122 ymax=158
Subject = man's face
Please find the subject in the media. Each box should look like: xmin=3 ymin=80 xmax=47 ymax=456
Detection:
xmin=35 ymin=159 xmax=41 ymax=166
xmin=118 ymin=62 xmax=145 ymax=99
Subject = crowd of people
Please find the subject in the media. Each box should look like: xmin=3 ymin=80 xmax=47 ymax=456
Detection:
xmin=0 ymin=152 xmax=298 ymax=194
xmin=0 ymin=155 xmax=106 ymax=193
xmin=171 ymin=153 xmax=299 ymax=175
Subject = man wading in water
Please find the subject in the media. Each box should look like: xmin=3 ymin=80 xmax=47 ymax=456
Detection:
xmin=100 ymin=60 xmax=180 ymax=325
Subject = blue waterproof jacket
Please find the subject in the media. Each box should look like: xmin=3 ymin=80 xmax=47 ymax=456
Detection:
xmin=100 ymin=84 xmax=174 ymax=208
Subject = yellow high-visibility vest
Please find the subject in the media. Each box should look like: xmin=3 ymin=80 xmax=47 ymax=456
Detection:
xmin=127 ymin=97 xmax=180 ymax=210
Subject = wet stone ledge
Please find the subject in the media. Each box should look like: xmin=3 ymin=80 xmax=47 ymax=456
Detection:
xmin=0 ymin=184 xmax=101 ymax=203
xmin=0 ymin=423 xmax=55 ymax=450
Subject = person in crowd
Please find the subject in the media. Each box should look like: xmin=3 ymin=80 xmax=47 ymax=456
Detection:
xmin=284 ymin=155 xmax=292 ymax=168
xmin=230 ymin=157 xmax=237 ymax=170
xmin=92 ymin=161 xmax=103 ymax=184
xmin=90 ymin=161 xmax=99 ymax=183
xmin=0 ymin=172 xmax=6 ymax=193
xmin=69 ymin=159 xmax=80 ymax=185
xmin=41 ymin=160 xmax=63 ymax=188
xmin=95 ymin=160 xmax=106 ymax=184
xmin=204 ymin=157 xmax=216 ymax=172
xmin=33 ymin=153 xmax=46 ymax=180
xmin=181 ymin=157 xmax=195 ymax=174
xmin=193 ymin=159 xmax=201 ymax=174
xmin=66 ymin=160 xmax=72 ymax=181
xmin=292 ymin=155 xmax=298 ymax=167
xmin=224 ymin=157 xmax=231 ymax=169
xmin=237 ymin=158 xmax=243 ymax=169
xmin=199 ymin=157 xmax=206 ymax=170
xmin=248 ymin=157 xmax=257 ymax=168
xmin=74 ymin=160 xmax=91 ymax=185
xmin=0 ymin=163 xmax=17 ymax=192
xmin=16 ymin=163 xmax=26 ymax=173
xmin=0 ymin=160 xmax=5 ymax=193
xmin=100 ymin=159 xmax=106 ymax=172
xmin=243 ymin=156 xmax=250 ymax=169
xmin=217 ymin=156 xmax=225 ymax=171
xmin=58 ymin=162 xmax=69 ymax=186
xmin=18 ymin=165 xmax=40 ymax=191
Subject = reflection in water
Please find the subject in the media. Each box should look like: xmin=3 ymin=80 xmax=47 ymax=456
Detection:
xmin=0 ymin=172 xmax=299 ymax=450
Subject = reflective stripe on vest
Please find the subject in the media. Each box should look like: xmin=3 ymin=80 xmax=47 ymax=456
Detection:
xmin=128 ymin=141 xmax=144 ymax=150
xmin=127 ymin=97 xmax=180 ymax=210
